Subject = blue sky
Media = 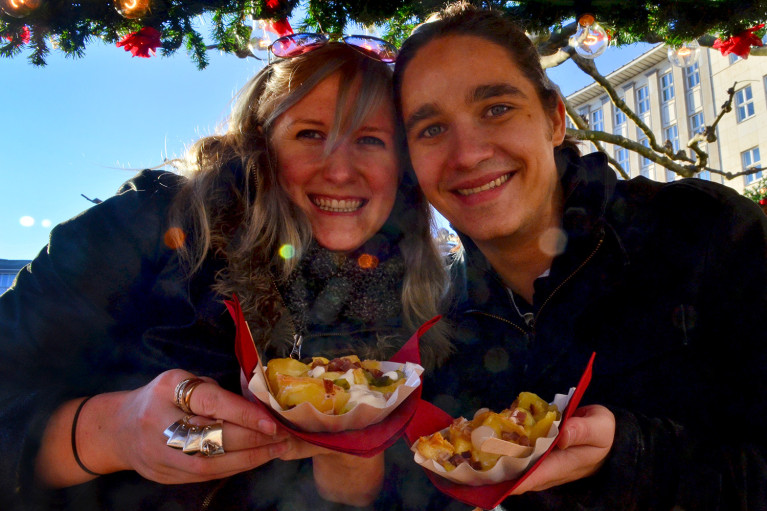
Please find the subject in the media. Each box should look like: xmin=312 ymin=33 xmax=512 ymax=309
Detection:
xmin=0 ymin=21 xmax=651 ymax=260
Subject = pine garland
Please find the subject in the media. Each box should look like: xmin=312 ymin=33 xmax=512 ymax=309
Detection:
xmin=1 ymin=0 xmax=766 ymax=68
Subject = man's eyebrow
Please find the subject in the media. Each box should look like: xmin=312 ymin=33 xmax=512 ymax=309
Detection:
xmin=470 ymin=83 xmax=527 ymax=103
xmin=404 ymin=103 xmax=440 ymax=133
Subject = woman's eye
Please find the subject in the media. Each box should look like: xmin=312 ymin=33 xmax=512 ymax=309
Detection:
xmin=296 ymin=129 xmax=324 ymax=140
xmin=420 ymin=124 xmax=445 ymax=139
xmin=486 ymin=104 xmax=512 ymax=117
xmin=357 ymin=135 xmax=385 ymax=146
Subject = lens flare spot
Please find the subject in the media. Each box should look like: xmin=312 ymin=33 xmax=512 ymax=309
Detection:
xmin=163 ymin=227 xmax=186 ymax=250
xmin=357 ymin=253 xmax=379 ymax=269
xmin=41 ymin=219 xmax=52 ymax=228
xmin=279 ymin=244 xmax=295 ymax=259
xmin=20 ymin=216 xmax=34 ymax=227
xmin=538 ymin=227 xmax=567 ymax=257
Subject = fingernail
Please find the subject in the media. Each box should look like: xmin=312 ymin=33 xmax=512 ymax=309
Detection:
xmin=270 ymin=441 xmax=291 ymax=457
xmin=560 ymin=428 xmax=573 ymax=448
xmin=258 ymin=419 xmax=277 ymax=436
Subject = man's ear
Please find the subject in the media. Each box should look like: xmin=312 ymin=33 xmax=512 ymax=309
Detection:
xmin=549 ymin=96 xmax=566 ymax=146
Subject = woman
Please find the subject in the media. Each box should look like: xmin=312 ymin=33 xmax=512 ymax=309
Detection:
xmin=0 ymin=40 xmax=449 ymax=510
xmin=392 ymin=3 xmax=767 ymax=510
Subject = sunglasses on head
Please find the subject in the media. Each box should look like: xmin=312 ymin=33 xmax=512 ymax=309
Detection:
xmin=269 ymin=33 xmax=398 ymax=63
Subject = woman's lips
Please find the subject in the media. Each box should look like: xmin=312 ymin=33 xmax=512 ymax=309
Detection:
xmin=455 ymin=172 xmax=513 ymax=196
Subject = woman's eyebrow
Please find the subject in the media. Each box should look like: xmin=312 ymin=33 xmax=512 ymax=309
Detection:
xmin=470 ymin=83 xmax=527 ymax=103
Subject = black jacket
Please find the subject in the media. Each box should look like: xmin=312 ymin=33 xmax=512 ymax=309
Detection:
xmin=0 ymin=169 xmax=406 ymax=511
xmin=418 ymin=150 xmax=767 ymax=510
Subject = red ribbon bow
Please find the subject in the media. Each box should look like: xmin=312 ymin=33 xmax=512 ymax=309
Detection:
xmin=116 ymin=26 xmax=162 ymax=58
xmin=713 ymin=24 xmax=765 ymax=58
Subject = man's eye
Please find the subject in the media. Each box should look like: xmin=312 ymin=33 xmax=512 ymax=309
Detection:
xmin=420 ymin=124 xmax=445 ymax=138
xmin=357 ymin=135 xmax=385 ymax=146
xmin=486 ymin=104 xmax=512 ymax=117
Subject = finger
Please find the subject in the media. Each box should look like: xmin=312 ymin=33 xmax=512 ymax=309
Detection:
xmin=184 ymin=381 xmax=280 ymax=436
xmin=218 ymin=422 xmax=291 ymax=451
xmin=163 ymin=440 xmax=294 ymax=483
xmin=557 ymin=405 xmax=615 ymax=450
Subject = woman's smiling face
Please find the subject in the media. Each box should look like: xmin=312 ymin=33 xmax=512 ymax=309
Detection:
xmin=400 ymin=35 xmax=566 ymax=246
xmin=272 ymin=73 xmax=399 ymax=252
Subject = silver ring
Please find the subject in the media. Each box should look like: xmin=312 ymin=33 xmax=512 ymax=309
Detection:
xmin=200 ymin=423 xmax=225 ymax=457
xmin=163 ymin=416 xmax=225 ymax=456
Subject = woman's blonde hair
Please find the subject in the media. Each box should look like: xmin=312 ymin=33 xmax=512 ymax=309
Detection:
xmin=170 ymin=43 xmax=451 ymax=367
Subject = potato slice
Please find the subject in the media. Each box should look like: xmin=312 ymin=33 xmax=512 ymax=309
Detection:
xmin=275 ymin=374 xmax=349 ymax=415
xmin=266 ymin=358 xmax=308 ymax=394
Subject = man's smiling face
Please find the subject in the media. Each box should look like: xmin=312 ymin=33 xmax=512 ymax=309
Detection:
xmin=400 ymin=35 xmax=566 ymax=245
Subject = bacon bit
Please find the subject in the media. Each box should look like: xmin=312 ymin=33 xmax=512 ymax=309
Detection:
xmin=510 ymin=409 xmax=527 ymax=425
xmin=448 ymin=454 xmax=470 ymax=466
xmin=327 ymin=357 xmax=360 ymax=372
xmin=323 ymin=379 xmax=334 ymax=393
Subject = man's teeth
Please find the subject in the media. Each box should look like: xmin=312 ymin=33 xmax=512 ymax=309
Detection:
xmin=457 ymin=173 xmax=511 ymax=196
xmin=313 ymin=197 xmax=363 ymax=212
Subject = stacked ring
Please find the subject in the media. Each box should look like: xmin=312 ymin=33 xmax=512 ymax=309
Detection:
xmin=163 ymin=416 xmax=225 ymax=457
xmin=174 ymin=377 xmax=204 ymax=414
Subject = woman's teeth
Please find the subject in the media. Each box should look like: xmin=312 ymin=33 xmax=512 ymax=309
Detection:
xmin=313 ymin=197 xmax=363 ymax=212
xmin=457 ymin=173 xmax=511 ymax=196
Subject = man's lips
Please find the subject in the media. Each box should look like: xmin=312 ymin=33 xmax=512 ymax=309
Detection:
xmin=310 ymin=195 xmax=365 ymax=212
xmin=455 ymin=172 xmax=513 ymax=196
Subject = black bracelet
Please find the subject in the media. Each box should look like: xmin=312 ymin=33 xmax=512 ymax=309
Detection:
xmin=71 ymin=396 xmax=102 ymax=477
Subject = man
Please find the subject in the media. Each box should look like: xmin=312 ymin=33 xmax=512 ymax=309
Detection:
xmin=393 ymin=3 xmax=767 ymax=509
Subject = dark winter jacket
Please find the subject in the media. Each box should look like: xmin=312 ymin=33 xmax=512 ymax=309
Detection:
xmin=416 ymin=149 xmax=767 ymax=510
xmin=0 ymin=169 xmax=408 ymax=511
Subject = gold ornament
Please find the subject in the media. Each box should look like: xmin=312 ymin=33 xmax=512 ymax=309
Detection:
xmin=1 ymin=0 xmax=41 ymax=18
xmin=114 ymin=0 xmax=150 ymax=19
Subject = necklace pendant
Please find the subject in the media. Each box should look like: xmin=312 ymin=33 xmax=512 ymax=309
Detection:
xmin=289 ymin=334 xmax=303 ymax=360
xmin=522 ymin=312 xmax=535 ymax=327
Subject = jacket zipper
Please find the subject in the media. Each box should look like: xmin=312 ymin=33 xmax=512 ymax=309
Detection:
xmin=531 ymin=233 xmax=605 ymax=328
xmin=467 ymin=233 xmax=605 ymax=335
xmin=200 ymin=478 xmax=229 ymax=511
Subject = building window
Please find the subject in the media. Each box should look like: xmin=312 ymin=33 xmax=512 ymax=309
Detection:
xmin=735 ymin=86 xmax=755 ymax=122
xmin=0 ymin=274 xmax=15 ymax=294
xmin=685 ymin=62 xmax=700 ymax=89
xmin=590 ymin=107 xmax=604 ymax=132
xmin=665 ymin=169 xmax=676 ymax=182
xmin=660 ymin=72 xmax=674 ymax=102
xmin=614 ymin=100 xmax=627 ymax=135
xmin=697 ymin=170 xmax=711 ymax=181
xmin=615 ymin=147 xmax=630 ymax=176
xmin=743 ymin=147 xmax=762 ymax=185
xmin=689 ymin=111 xmax=705 ymax=134
xmin=664 ymin=125 xmax=680 ymax=152
xmin=636 ymin=85 xmax=650 ymax=115
xmin=639 ymin=137 xmax=653 ymax=178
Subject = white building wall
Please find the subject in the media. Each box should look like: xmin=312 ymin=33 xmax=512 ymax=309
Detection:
xmin=564 ymin=44 xmax=766 ymax=195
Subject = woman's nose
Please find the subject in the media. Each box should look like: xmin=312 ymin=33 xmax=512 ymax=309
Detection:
xmin=321 ymin=141 xmax=358 ymax=183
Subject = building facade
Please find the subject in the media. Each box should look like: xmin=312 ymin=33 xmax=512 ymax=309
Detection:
xmin=0 ymin=259 xmax=30 ymax=295
xmin=564 ymin=43 xmax=766 ymax=194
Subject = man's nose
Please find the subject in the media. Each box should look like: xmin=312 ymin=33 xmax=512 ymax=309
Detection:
xmin=449 ymin=122 xmax=494 ymax=171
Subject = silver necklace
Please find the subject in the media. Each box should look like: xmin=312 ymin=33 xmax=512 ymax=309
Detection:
xmin=508 ymin=288 xmax=535 ymax=326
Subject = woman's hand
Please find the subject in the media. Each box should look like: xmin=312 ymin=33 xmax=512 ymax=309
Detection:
xmin=36 ymin=369 xmax=293 ymax=488
xmin=510 ymin=404 xmax=615 ymax=494
xmin=279 ymin=440 xmax=384 ymax=506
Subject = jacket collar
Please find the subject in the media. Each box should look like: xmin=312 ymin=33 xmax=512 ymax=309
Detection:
xmin=450 ymin=149 xmax=627 ymax=314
